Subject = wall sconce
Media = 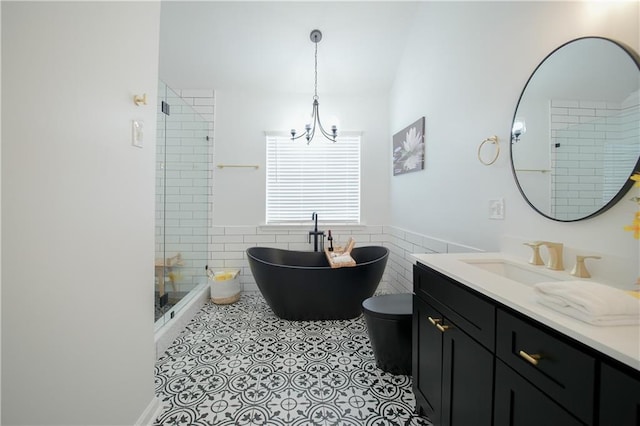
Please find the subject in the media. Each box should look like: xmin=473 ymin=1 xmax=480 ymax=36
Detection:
xmin=512 ymin=118 xmax=526 ymax=142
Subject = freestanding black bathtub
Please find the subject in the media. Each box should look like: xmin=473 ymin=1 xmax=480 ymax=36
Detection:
xmin=246 ymin=246 xmax=389 ymax=320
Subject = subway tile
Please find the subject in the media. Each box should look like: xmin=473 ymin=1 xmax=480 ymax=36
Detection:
xmin=568 ymin=108 xmax=596 ymax=117
xmin=386 ymin=244 xmax=405 ymax=258
xmin=225 ymin=226 xmax=257 ymax=235
xmin=204 ymin=226 xmax=476 ymax=296
xmin=191 ymin=244 xmax=208 ymax=253
xmin=216 ymin=251 xmax=244 ymax=260
xmin=579 ymin=100 xmax=608 ymax=109
xmin=384 ymin=226 xmax=405 ymax=239
xmin=552 ymin=115 xmax=580 ymax=123
xmin=209 ymin=243 xmax=224 ymax=252
xmin=166 ymin=194 xmax=193 ymax=204
xmin=257 ymin=226 xmax=291 ymax=235
xmin=224 ymin=243 xmax=252 ymax=252
xmin=222 ymin=259 xmax=248 ymax=268
xmin=552 ymin=99 xmax=579 ymax=108
xmin=180 ymin=186 xmax=209 ymax=195
xmin=404 ymin=231 xmax=423 ymax=245
xmin=164 ymin=243 xmax=193 ymax=252
xmin=206 ymin=259 xmax=225 ymax=269
xmin=396 ymin=238 xmax=415 ymax=252
xmin=363 ymin=225 xmax=383 ymax=235
xmin=289 ymin=242 xmax=312 ymax=251
xmin=165 ymin=227 xmax=193 ymax=236
xmin=213 ymin=235 xmax=244 ymax=243
xmin=276 ymin=234 xmax=307 ymax=243
xmin=243 ymin=235 xmax=276 ymax=243
xmin=242 ymin=283 xmax=260 ymax=293
xmin=182 ymin=121 xmax=208 ymax=130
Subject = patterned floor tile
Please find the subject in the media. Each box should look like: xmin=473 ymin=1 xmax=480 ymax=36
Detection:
xmin=154 ymin=293 xmax=432 ymax=426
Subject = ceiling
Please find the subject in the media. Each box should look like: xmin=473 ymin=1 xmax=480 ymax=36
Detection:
xmin=158 ymin=1 xmax=421 ymax=96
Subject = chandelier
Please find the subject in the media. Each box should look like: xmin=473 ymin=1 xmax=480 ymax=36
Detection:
xmin=290 ymin=29 xmax=338 ymax=144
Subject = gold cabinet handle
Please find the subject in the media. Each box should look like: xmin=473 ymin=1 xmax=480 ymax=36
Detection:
xmin=428 ymin=316 xmax=450 ymax=332
xmin=436 ymin=324 xmax=451 ymax=333
xmin=519 ymin=350 xmax=542 ymax=366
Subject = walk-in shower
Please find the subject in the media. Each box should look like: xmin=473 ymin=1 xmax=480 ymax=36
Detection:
xmin=155 ymin=81 xmax=211 ymax=329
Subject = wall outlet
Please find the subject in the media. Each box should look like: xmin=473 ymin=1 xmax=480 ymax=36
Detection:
xmin=489 ymin=198 xmax=505 ymax=220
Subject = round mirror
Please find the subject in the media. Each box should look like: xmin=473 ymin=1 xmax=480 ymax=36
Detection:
xmin=510 ymin=37 xmax=640 ymax=221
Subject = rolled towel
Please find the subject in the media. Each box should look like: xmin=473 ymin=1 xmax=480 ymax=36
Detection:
xmin=332 ymin=254 xmax=354 ymax=265
xmin=534 ymin=281 xmax=640 ymax=326
xmin=324 ymin=246 xmax=356 ymax=268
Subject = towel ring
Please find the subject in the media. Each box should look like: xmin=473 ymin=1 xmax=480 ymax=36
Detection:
xmin=478 ymin=136 xmax=500 ymax=166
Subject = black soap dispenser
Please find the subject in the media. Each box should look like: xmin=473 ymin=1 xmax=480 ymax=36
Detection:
xmin=327 ymin=230 xmax=334 ymax=251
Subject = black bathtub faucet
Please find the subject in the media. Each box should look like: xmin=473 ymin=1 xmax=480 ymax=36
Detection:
xmin=309 ymin=212 xmax=325 ymax=252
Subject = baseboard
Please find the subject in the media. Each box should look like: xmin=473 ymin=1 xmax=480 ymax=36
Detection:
xmin=135 ymin=396 xmax=165 ymax=426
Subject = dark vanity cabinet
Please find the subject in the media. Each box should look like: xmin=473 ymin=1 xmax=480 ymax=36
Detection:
xmin=413 ymin=261 xmax=640 ymax=426
xmin=494 ymin=309 xmax=596 ymax=425
xmin=599 ymin=362 xmax=640 ymax=426
xmin=412 ymin=263 xmax=494 ymax=426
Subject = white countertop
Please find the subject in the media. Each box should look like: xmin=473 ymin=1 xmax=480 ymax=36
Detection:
xmin=412 ymin=252 xmax=640 ymax=371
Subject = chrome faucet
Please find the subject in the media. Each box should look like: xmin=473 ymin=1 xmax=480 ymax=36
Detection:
xmin=308 ymin=212 xmax=325 ymax=252
xmin=539 ymin=241 xmax=564 ymax=271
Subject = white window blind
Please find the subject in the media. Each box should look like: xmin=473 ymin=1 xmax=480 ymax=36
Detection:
xmin=266 ymin=133 xmax=361 ymax=224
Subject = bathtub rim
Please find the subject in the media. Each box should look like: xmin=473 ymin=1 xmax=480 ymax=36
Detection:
xmin=246 ymin=246 xmax=389 ymax=270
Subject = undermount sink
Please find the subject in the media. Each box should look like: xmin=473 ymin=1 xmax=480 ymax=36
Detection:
xmin=461 ymin=258 xmax=561 ymax=286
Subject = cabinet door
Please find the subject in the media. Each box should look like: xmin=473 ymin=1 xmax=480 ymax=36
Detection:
xmin=495 ymin=360 xmax=585 ymax=426
xmin=496 ymin=309 xmax=595 ymax=424
xmin=413 ymin=295 xmax=443 ymax=424
xmin=599 ymin=363 xmax=640 ymax=426
xmin=441 ymin=323 xmax=494 ymax=426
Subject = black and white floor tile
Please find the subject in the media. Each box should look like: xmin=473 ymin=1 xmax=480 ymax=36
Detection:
xmin=154 ymin=293 xmax=432 ymax=426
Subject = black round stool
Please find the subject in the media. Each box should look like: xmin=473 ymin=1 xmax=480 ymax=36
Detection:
xmin=362 ymin=293 xmax=412 ymax=375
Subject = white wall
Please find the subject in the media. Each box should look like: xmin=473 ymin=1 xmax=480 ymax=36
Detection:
xmin=390 ymin=1 xmax=639 ymax=285
xmin=2 ymin=2 xmax=160 ymax=425
xmin=213 ymin=89 xmax=390 ymax=227
xmin=0 ymin=2 xmax=3 ymax=420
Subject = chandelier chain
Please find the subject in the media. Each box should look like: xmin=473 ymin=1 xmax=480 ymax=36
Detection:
xmin=314 ymin=40 xmax=318 ymax=100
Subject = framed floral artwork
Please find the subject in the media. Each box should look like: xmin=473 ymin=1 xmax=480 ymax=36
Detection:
xmin=393 ymin=117 xmax=425 ymax=176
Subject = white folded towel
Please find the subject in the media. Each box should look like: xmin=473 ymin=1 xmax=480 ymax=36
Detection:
xmin=331 ymin=254 xmax=354 ymax=265
xmin=533 ymin=281 xmax=640 ymax=326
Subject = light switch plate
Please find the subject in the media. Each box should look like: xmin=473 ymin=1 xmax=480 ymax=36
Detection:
xmin=489 ymin=198 xmax=505 ymax=220
xmin=132 ymin=120 xmax=144 ymax=148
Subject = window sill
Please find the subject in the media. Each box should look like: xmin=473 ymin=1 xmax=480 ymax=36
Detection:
xmin=259 ymin=223 xmax=367 ymax=232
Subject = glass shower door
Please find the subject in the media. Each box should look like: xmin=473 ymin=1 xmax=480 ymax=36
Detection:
xmin=155 ymin=81 xmax=211 ymax=327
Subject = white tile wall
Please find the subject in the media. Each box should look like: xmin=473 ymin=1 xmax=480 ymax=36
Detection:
xmin=550 ymin=97 xmax=640 ymax=220
xmin=156 ymin=86 xmax=215 ymax=294
xmin=208 ymin=224 xmax=482 ymax=295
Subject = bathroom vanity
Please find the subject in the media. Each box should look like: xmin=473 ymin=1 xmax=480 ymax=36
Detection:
xmin=412 ymin=253 xmax=640 ymax=426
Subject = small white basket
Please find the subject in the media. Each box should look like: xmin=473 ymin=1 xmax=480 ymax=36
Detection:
xmin=209 ymin=270 xmax=240 ymax=305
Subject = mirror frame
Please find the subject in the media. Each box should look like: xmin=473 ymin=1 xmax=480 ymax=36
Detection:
xmin=510 ymin=36 xmax=640 ymax=222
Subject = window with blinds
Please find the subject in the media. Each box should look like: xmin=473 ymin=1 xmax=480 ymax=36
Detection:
xmin=266 ymin=133 xmax=361 ymax=224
